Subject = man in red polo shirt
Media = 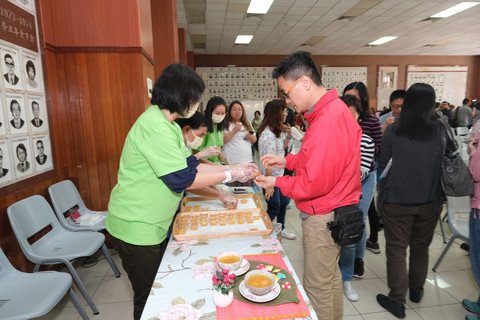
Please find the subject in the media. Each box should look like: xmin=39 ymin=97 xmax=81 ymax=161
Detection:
xmin=255 ymin=51 xmax=362 ymax=320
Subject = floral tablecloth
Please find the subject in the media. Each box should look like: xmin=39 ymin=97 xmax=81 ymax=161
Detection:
xmin=140 ymin=236 xmax=318 ymax=320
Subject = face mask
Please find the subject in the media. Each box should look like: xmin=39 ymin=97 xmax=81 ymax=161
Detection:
xmin=179 ymin=101 xmax=200 ymax=119
xmin=212 ymin=114 xmax=225 ymax=124
xmin=186 ymin=130 xmax=204 ymax=149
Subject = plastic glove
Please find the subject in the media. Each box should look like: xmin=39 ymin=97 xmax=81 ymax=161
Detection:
xmin=229 ymin=163 xmax=259 ymax=182
xmin=195 ymin=146 xmax=221 ymax=160
xmin=218 ymin=189 xmax=238 ymax=209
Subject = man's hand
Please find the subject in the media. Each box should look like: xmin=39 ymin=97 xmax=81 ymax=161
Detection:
xmin=254 ymin=175 xmax=277 ymax=189
xmin=195 ymin=146 xmax=221 ymax=159
xmin=260 ymin=154 xmax=286 ymax=169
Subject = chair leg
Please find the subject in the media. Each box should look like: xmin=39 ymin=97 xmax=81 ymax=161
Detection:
xmin=101 ymin=244 xmax=121 ymax=278
xmin=64 ymin=261 xmax=99 ymax=314
xmin=432 ymin=236 xmax=457 ymax=272
xmin=68 ymin=288 xmax=90 ymax=320
xmin=438 ymin=215 xmax=447 ymax=244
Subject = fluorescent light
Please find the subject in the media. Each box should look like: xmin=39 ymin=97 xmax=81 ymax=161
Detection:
xmin=235 ymin=35 xmax=253 ymax=44
xmin=368 ymin=36 xmax=397 ymax=46
xmin=431 ymin=2 xmax=479 ymax=18
xmin=247 ymin=0 xmax=274 ymax=14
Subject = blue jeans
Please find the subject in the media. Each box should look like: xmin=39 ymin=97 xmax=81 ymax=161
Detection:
xmin=339 ymin=171 xmax=377 ymax=281
xmin=470 ymin=208 xmax=480 ymax=289
xmin=266 ymin=187 xmax=290 ymax=229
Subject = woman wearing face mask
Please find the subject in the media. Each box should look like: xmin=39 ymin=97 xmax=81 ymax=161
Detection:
xmin=194 ymin=96 xmax=228 ymax=164
xmin=106 ymin=64 xmax=258 ymax=320
xmin=176 ymin=111 xmax=238 ymax=208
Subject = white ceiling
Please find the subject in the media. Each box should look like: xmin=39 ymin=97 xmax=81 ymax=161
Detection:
xmin=176 ymin=0 xmax=480 ymax=55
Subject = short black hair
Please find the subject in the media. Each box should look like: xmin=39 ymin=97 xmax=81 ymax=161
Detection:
xmin=389 ymin=90 xmax=406 ymax=104
xmin=341 ymin=94 xmax=361 ymax=114
xmin=16 ymin=143 xmax=27 ymax=156
xmin=463 ymin=98 xmax=470 ymax=105
xmin=10 ymin=99 xmax=20 ymax=113
xmin=175 ymin=111 xmax=206 ymax=130
xmin=4 ymin=54 xmax=13 ymax=63
xmin=31 ymin=101 xmax=39 ymax=109
xmin=272 ymin=51 xmax=322 ymax=85
xmin=204 ymin=96 xmax=227 ymax=132
xmin=26 ymin=60 xmax=35 ymax=74
xmin=151 ymin=63 xmax=205 ymax=115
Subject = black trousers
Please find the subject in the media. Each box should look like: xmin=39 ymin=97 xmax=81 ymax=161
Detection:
xmin=109 ymin=234 xmax=168 ymax=320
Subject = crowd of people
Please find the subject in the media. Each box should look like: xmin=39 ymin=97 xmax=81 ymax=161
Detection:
xmin=105 ymin=53 xmax=479 ymax=320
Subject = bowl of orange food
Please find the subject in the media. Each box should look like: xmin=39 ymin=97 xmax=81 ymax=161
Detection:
xmin=244 ymin=270 xmax=276 ymax=296
xmin=216 ymin=251 xmax=243 ymax=271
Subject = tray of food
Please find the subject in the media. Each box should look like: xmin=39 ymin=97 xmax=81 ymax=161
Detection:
xmin=172 ymin=207 xmax=273 ymax=241
xmin=181 ymin=193 xmax=263 ymax=212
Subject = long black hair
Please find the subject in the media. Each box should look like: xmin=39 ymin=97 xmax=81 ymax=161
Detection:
xmin=395 ymin=83 xmax=438 ymax=141
xmin=343 ymin=82 xmax=370 ymax=121
xmin=204 ymin=96 xmax=227 ymax=132
xmin=258 ymin=99 xmax=287 ymax=138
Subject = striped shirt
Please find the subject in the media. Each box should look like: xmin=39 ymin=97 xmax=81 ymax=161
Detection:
xmin=359 ymin=114 xmax=382 ymax=171
xmin=360 ymin=134 xmax=375 ymax=181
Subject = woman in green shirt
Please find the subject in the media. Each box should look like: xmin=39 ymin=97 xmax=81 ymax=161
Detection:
xmin=106 ymin=64 xmax=256 ymax=320
xmin=195 ymin=96 xmax=228 ymax=164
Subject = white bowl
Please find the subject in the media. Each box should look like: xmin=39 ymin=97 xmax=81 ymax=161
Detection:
xmin=216 ymin=251 xmax=243 ymax=271
xmin=244 ymin=270 xmax=276 ymax=296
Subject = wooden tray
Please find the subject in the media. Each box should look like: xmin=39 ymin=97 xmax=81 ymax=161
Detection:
xmin=181 ymin=193 xmax=264 ymax=212
xmin=172 ymin=207 xmax=273 ymax=241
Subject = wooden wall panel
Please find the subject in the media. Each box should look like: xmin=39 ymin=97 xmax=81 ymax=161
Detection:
xmin=194 ymin=54 xmax=479 ymax=105
xmin=139 ymin=0 xmax=154 ymax=60
xmin=0 ymin=49 xmax=150 ymax=271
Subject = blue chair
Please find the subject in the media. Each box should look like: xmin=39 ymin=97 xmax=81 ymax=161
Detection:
xmin=7 ymin=195 xmax=121 ymax=315
xmin=48 ymin=180 xmax=106 ymax=232
xmin=0 ymin=247 xmax=89 ymax=320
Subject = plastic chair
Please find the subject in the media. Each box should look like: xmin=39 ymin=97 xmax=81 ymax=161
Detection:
xmin=48 ymin=180 xmax=106 ymax=232
xmin=7 ymin=195 xmax=121 ymax=315
xmin=432 ymin=196 xmax=470 ymax=272
xmin=0 ymin=247 xmax=89 ymax=320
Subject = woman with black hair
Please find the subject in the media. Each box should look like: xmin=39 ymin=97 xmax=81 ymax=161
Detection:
xmin=343 ymin=82 xmax=383 ymax=274
xmin=106 ymin=64 xmax=257 ymax=320
xmin=376 ymin=83 xmax=444 ymax=318
xmin=195 ymin=96 xmax=228 ymax=164
xmin=258 ymin=99 xmax=296 ymax=240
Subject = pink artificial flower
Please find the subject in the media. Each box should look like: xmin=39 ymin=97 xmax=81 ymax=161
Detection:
xmin=281 ymin=282 xmax=291 ymax=290
xmin=257 ymin=264 xmax=266 ymax=270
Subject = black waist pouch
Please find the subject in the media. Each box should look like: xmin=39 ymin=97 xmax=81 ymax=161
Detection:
xmin=327 ymin=204 xmax=365 ymax=246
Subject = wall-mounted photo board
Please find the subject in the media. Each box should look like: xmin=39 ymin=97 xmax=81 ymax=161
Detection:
xmin=321 ymin=66 xmax=368 ymax=93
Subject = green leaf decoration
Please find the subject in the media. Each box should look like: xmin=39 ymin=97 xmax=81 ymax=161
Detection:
xmin=195 ymin=259 xmax=211 ymax=265
xmin=199 ymin=311 xmax=216 ymax=320
xmin=250 ymin=244 xmax=261 ymax=247
xmin=191 ymin=298 xmax=206 ymax=309
xmin=172 ymin=247 xmax=182 ymax=256
xmin=195 ymin=241 xmax=209 ymax=246
xmin=262 ymin=249 xmax=276 ymax=254
xmin=171 ymin=296 xmax=186 ymax=305
xmin=151 ymin=282 xmax=163 ymax=288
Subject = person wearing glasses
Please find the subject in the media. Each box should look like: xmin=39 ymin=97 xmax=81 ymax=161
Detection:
xmin=16 ymin=143 xmax=30 ymax=173
xmin=35 ymin=140 xmax=47 ymax=165
xmin=255 ymin=51 xmax=362 ymax=320
xmin=3 ymin=54 xmax=19 ymax=85
xmin=0 ymin=148 xmax=8 ymax=178
xmin=379 ymin=90 xmax=406 ymax=131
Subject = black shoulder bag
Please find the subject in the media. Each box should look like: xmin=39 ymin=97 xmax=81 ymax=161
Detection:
xmin=327 ymin=204 xmax=364 ymax=246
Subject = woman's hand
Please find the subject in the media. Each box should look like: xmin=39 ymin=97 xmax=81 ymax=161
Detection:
xmin=233 ymin=122 xmax=243 ymax=133
xmin=260 ymin=154 xmax=286 ymax=169
xmin=264 ymin=187 xmax=274 ymax=201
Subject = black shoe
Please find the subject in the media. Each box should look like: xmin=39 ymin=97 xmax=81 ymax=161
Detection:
xmin=409 ymin=289 xmax=424 ymax=303
xmin=376 ymin=294 xmax=406 ymax=318
xmin=460 ymin=242 xmax=470 ymax=253
xmin=353 ymin=258 xmax=365 ymax=278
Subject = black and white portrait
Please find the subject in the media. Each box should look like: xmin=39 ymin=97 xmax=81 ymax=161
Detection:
xmin=27 ymin=96 xmax=48 ymax=132
xmin=12 ymin=136 xmax=32 ymax=177
xmin=33 ymin=135 xmax=52 ymax=172
xmin=1 ymin=46 xmax=23 ymax=90
xmin=22 ymin=53 xmax=43 ymax=92
xmin=6 ymin=94 xmax=27 ymax=134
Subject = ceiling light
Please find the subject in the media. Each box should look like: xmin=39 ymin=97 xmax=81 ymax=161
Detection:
xmin=247 ymin=0 xmax=274 ymax=14
xmin=368 ymin=36 xmax=397 ymax=45
xmin=431 ymin=2 xmax=479 ymax=18
xmin=235 ymin=35 xmax=253 ymax=44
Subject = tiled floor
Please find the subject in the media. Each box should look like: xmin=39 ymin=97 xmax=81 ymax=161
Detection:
xmin=39 ymin=204 xmax=477 ymax=320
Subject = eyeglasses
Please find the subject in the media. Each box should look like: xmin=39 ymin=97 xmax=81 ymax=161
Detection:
xmin=281 ymin=79 xmax=300 ymax=99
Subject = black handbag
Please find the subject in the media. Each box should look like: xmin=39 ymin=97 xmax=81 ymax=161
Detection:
xmin=327 ymin=204 xmax=364 ymax=246
xmin=440 ymin=122 xmax=474 ymax=197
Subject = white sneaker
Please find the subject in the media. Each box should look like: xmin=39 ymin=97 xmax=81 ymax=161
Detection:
xmin=343 ymin=281 xmax=359 ymax=301
xmin=281 ymin=229 xmax=297 ymax=240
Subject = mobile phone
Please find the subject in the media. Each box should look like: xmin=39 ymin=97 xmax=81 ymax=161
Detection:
xmin=232 ymin=187 xmax=247 ymax=194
